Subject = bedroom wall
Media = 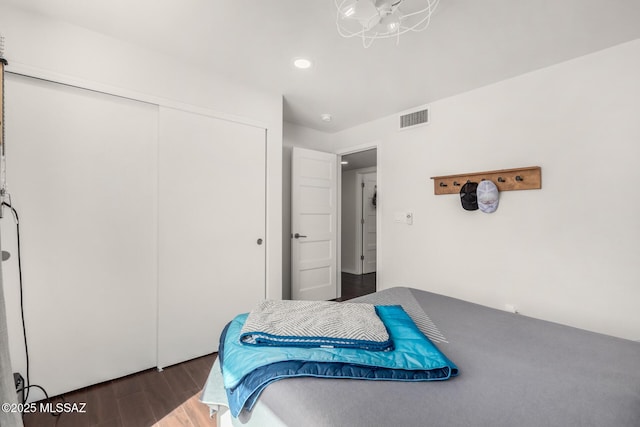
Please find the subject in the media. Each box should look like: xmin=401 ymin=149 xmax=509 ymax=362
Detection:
xmin=330 ymin=39 xmax=640 ymax=341
xmin=0 ymin=3 xmax=283 ymax=398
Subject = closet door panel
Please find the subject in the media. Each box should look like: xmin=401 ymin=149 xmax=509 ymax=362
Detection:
xmin=157 ymin=107 xmax=266 ymax=368
xmin=1 ymin=74 xmax=158 ymax=398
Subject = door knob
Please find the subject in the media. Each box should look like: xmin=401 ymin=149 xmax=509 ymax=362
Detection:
xmin=294 ymin=233 xmax=307 ymax=239
xmin=257 ymin=238 xmax=263 ymax=245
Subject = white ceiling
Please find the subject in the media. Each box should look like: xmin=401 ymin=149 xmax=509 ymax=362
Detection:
xmin=6 ymin=0 xmax=640 ymax=132
xmin=342 ymin=148 xmax=377 ymax=171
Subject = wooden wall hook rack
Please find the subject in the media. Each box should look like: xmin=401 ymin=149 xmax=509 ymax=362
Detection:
xmin=430 ymin=166 xmax=541 ymax=195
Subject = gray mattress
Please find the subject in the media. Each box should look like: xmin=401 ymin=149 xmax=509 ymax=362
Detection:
xmin=201 ymin=287 xmax=640 ymax=426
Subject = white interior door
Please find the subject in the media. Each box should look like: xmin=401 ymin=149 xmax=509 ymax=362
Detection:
xmin=361 ymin=172 xmax=377 ymax=274
xmin=158 ymin=107 xmax=266 ymax=368
xmin=291 ymin=147 xmax=337 ymax=300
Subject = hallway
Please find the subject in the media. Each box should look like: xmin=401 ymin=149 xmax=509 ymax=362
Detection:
xmin=338 ymin=272 xmax=376 ymax=301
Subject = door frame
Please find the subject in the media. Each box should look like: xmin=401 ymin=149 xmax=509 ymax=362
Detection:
xmin=337 ymin=141 xmax=381 ymax=298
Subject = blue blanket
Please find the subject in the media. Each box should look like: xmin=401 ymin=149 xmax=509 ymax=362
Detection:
xmin=220 ymin=305 xmax=458 ymax=417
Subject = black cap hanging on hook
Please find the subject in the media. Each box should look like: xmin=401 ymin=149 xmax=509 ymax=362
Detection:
xmin=460 ymin=182 xmax=478 ymax=211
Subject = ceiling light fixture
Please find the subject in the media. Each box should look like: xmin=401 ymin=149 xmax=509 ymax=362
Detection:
xmin=293 ymin=58 xmax=313 ymax=69
xmin=334 ymin=0 xmax=440 ymax=48
xmin=321 ymin=114 xmax=332 ymax=122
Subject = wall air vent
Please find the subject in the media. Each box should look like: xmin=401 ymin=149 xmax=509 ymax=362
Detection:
xmin=399 ymin=107 xmax=429 ymax=131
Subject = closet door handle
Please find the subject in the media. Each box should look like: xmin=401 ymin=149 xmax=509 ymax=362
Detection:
xmin=294 ymin=233 xmax=307 ymax=239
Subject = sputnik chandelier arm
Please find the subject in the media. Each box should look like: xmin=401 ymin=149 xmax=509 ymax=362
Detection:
xmin=334 ymin=0 xmax=440 ymax=48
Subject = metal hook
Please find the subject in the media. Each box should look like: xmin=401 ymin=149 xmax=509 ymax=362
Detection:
xmin=439 ymin=182 xmax=448 ymax=187
xmin=515 ymin=176 xmax=524 ymax=182
xmin=497 ymin=177 xmax=505 ymax=183
xmin=453 ymin=181 xmax=461 ymax=186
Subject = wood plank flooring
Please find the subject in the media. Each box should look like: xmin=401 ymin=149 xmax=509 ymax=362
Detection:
xmin=22 ymin=353 xmax=217 ymax=427
xmin=337 ymin=272 xmax=376 ymax=301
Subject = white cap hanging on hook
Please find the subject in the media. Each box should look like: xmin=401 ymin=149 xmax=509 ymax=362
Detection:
xmin=477 ymin=180 xmax=499 ymax=213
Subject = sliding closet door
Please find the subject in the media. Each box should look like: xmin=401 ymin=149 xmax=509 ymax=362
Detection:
xmin=157 ymin=107 xmax=266 ymax=368
xmin=1 ymin=74 xmax=158 ymax=399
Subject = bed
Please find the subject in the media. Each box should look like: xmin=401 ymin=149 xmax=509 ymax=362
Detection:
xmin=201 ymin=287 xmax=640 ymax=426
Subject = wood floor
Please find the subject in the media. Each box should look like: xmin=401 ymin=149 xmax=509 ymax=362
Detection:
xmin=338 ymin=272 xmax=376 ymax=301
xmin=21 ymin=273 xmax=374 ymax=427
xmin=22 ymin=353 xmax=217 ymax=427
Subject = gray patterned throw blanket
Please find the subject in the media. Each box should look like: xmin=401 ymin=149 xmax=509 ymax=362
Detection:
xmin=239 ymin=300 xmax=393 ymax=351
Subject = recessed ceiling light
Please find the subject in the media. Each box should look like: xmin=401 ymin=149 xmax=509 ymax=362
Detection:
xmin=321 ymin=114 xmax=332 ymax=122
xmin=341 ymin=161 xmax=349 ymax=165
xmin=293 ymin=58 xmax=312 ymax=69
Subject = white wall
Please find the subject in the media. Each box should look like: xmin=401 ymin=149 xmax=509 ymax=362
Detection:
xmin=0 ymin=3 xmax=283 ymax=398
xmin=331 ymin=39 xmax=640 ymax=341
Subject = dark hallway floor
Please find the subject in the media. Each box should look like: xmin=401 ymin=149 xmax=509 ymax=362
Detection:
xmin=338 ymin=272 xmax=376 ymax=301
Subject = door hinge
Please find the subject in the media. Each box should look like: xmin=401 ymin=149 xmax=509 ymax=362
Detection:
xmin=361 ymin=218 xmax=365 ymax=224
xmin=361 ymin=255 xmax=365 ymax=260
xmin=361 ymin=182 xmax=365 ymax=188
